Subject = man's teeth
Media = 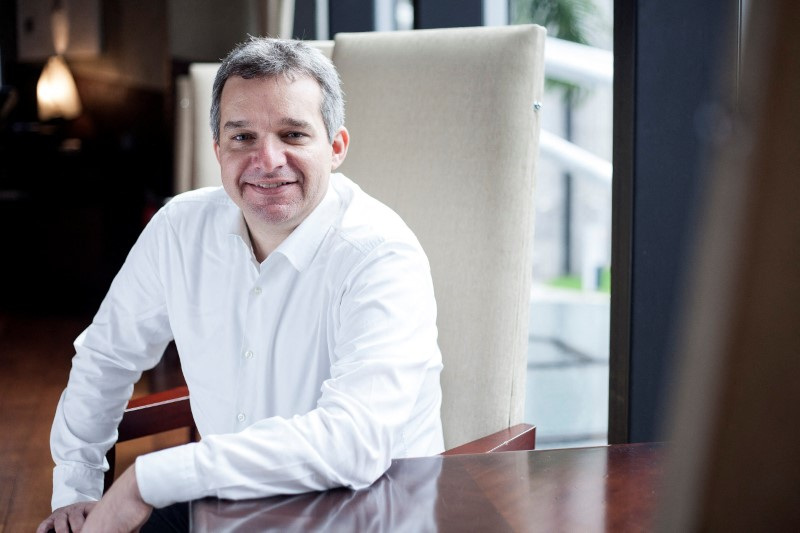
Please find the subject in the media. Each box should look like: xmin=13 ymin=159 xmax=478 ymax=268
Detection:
xmin=256 ymin=182 xmax=291 ymax=189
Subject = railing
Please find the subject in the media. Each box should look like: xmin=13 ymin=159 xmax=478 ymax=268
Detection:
xmin=540 ymin=37 xmax=613 ymax=185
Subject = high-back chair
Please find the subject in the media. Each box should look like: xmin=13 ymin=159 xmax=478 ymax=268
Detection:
xmin=333 ymin=26 xmax=544 ymax=449
xmin=106 ymin=25 xmax=545 ymax=489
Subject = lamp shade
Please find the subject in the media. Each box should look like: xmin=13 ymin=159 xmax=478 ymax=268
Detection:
xmin=37 ymin=55 xmax=82 ymax=121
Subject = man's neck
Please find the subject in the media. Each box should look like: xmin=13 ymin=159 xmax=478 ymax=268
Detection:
xmin=247 ymin=225 xmax=294 ymax=263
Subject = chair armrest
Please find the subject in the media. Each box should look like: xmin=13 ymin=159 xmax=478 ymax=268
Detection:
xmin=105 ymin=386 xmax=194 ymax=492
xmin=441 ymin=423 xmax=536 ymax=456
xmin=119 ymin=385 xmax=193 ymax=441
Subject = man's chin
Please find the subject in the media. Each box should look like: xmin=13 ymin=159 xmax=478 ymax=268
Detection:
xmin=245 ymin=204 xmax=301 ymax=229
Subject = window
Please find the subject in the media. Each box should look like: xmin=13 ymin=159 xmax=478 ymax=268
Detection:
xmin=511 ymin=0 xmax=614 ymax=448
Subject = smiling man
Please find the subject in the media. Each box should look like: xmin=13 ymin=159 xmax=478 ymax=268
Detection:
xmin=215 ymin=73 xmax=347 ymax=260
xmin=38 ymin=38 xmax=443 ymax=533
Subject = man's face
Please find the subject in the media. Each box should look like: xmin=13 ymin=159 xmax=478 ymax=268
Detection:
xmin=214 ymin=75 xmax=348 ymax=236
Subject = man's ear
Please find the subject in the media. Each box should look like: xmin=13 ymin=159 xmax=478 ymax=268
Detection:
xmin=213 ymin=141 xmax=221 ymax=164
xmin=330 ymin=127 xmax=349 ymax=171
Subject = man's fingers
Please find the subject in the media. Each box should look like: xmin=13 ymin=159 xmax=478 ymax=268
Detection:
xmin=67 ymin=503 xmax=89 ymax=532
xmin=35 ymin=515 xmax=55 ymax=533
xmin=54 ymin=511 xmax=70 ymax=533
xmin=37 ymin=502 xmax=95 ymax=533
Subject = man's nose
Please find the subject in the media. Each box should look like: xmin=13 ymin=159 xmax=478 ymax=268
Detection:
xmin=254 ymin=137 xmax=287 ymax=171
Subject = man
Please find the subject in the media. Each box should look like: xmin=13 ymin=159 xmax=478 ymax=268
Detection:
xmin=38 ymin=37 xmax=443 ymax=533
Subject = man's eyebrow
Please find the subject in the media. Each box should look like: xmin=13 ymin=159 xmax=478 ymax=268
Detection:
xmin=222 ymin=118 xmax=313 ymax=130
xmin=280 ymin=117 xmax=313 ymax=129
xmin=222 ymin=120 xmax=250 ymax=130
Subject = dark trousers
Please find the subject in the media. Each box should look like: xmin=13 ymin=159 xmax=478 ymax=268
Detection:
xmin=141 ymin=502 xmax=190 ymax=532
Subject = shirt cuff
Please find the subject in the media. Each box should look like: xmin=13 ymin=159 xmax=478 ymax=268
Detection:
xmin=52 ymin=464 xmax=103 ymax=510
xmin=135 ymin=442 xmax=202 ymax=508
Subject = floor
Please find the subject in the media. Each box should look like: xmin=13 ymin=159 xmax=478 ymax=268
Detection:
xmin=0 ymin=314 xmax=186 ymax=532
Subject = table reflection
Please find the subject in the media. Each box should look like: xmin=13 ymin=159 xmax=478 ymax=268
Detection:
xmin=189 ymin=458 xmax=442 ymax=532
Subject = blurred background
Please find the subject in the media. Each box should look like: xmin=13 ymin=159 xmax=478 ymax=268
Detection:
xmin=0 ymin=0 xmax=616 ymax=450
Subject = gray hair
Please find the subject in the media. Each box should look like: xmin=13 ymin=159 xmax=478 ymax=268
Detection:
xmin=210 ymin=37 xmax=345 ymax=143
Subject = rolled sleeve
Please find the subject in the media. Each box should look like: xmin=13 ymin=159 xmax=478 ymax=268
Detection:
xmin=136 ymin=443 xmax=201 ymax=508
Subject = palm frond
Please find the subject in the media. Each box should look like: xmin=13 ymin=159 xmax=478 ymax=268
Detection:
xmin=513 ymin=0 xmax=605 ymax=102
xmin=514 ymin=0 xmax=602 ymax=45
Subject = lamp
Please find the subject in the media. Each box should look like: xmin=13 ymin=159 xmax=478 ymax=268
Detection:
xmin=37 ymin=55 xmax=81 ymax=120
xmin=36 ymin=0 xmax=82 ymax=121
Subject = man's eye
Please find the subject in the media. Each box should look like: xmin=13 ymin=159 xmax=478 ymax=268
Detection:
xmin=285 ymin=132 xmax=307 ymax=140
xmin=232 ymin=133 xmax=253 ymax=142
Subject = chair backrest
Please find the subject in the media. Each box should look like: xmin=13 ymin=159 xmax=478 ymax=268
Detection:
xmin=333 ymin=26 xmax=544 ymax=448
xmin=177 ymin=26 xmax=545 ymax=449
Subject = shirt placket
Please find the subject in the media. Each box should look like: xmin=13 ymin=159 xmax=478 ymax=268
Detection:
xmin=234 ymin=257 xmax=284 ymax=430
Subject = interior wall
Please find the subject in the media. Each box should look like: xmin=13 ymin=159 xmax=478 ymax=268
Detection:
xmin=70 ymin=0 xmax=169 ymax=90
xmin=0 ymin=0 xmax=269 ymax=315
xmin=168 ymin=0 xmax=263 ymax=62
xmin=0 ymin=0 xmax=173 ymax=314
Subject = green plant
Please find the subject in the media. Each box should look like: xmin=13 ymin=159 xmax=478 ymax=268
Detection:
xmin=514 ymin=0 xmax=601 ymax=45
xmin=513 ymin=0 xmax=604 ymax=103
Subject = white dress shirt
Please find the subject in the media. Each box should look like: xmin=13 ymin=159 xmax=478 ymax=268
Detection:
xmin=50 ymin=173 xmax=444 ymax=510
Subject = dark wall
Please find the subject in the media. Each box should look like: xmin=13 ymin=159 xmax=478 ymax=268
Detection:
xmin=0 ymin=0 xmax=172 ymax=315
xmin=610 ymin=0 xmax=740 ymax=443
xmin=414 ymin=0 xmax=483 ymax=29
xmin=329 ymin=0 xmax=375 ymax=34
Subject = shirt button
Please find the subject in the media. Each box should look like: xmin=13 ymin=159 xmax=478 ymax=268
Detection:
xmin=253 ymin=287 xmax=262 ymax=295
xmin=237 ymin=412 xmax=246 ymax=422
xmin=244 ymin=350 xmax=254 ymax=359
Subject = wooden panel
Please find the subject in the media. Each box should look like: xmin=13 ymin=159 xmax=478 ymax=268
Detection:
xmin=0 ymin=317 xmax=85 ymax=531
xmin=0 ymin=316 xmax=189 ymax=528
xmin=119 ymin=386 xmax=192 ymax=441
xmin=0 ymin=476 xmax=14 ymax=533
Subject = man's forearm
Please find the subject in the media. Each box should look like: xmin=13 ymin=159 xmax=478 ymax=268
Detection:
xmin=82 ymin=465 xmax=152 ymax=533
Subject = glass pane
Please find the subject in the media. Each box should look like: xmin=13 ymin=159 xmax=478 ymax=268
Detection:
xmin=511 ymin=0 xmax=614 ymax=449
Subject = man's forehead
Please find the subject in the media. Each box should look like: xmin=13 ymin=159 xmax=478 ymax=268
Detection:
xmin=219 ymin=75 xmax=326 ymax=128
xmin=221 ymin=73 xmax=322 ymax=96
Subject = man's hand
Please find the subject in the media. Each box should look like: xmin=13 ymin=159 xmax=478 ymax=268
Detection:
xmin=81 ymin=465 xmax=153 ymax=533
xmin=37 ymin=501 xmax=97 ymax=533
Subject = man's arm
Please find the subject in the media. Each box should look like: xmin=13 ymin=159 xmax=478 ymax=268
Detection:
xmin=134 ymin=240 xmax=443 ymax=507
xmin=37 ymin=465 xmax=152 ymax=533
xmin=81 ymin=465 xmax=152 ymax=533
xmin=49 ymin=210 xmax=173 ymax=510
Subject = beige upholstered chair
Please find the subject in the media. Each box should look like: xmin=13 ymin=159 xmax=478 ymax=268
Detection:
xmin=108 ymin=25 xmax=545 ymax=487
xmin=332 ymin=26 xmax=545 ymax=448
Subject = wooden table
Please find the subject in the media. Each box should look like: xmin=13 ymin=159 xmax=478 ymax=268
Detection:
xmin=189 ymin=443 xmax=664 ymax=532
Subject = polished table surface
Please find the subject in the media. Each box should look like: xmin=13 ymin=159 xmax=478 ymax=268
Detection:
xmin=189 ymin=443 xmax=664 ymax=532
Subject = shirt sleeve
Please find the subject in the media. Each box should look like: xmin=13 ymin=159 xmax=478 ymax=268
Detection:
xmin=135 ymin=238 xmax=443 ymax=508
xmin=50 ymin=211 xmax=174 ymax=510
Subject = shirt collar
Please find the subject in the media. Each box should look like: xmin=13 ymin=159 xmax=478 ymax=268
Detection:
xmin=276 ymin=178 xmax=340 ymax=271
xmin=225 ymin=176 xmax=342 ymax=272
xmin=226 ymin=202 xmax=254 ymax=247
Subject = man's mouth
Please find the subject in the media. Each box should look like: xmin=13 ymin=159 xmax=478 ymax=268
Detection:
xmin=254 ymin=181 xmax=294 ymax=189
